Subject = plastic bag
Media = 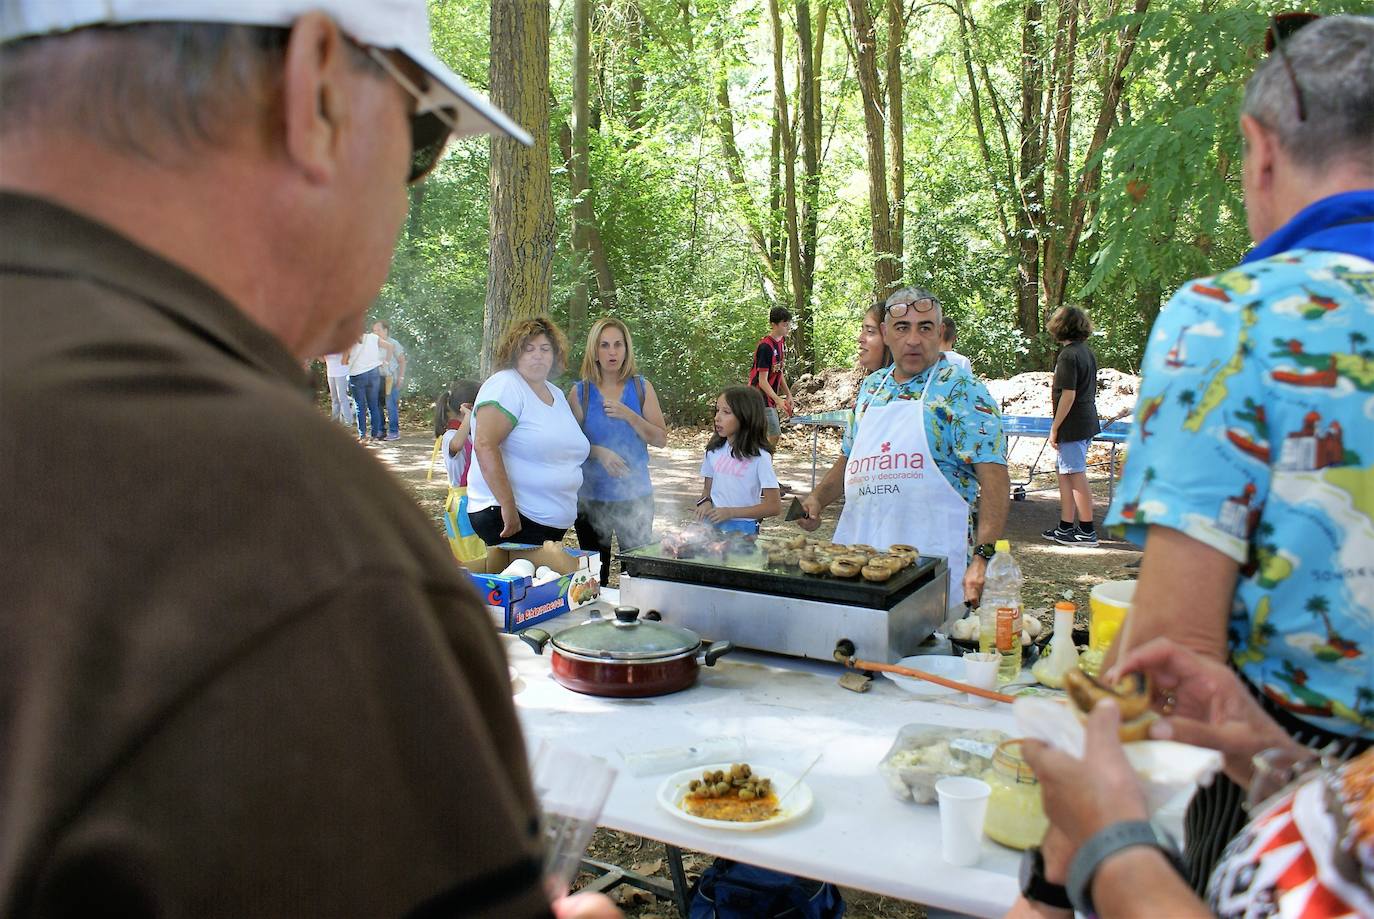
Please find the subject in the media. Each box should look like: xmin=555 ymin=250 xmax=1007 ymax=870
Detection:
xmin=877 ymin=724 xmax=1009 ymax=804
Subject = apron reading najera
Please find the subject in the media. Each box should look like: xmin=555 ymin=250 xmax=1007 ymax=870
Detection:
xmin=833 ymin=365 xmax=969 ymax=618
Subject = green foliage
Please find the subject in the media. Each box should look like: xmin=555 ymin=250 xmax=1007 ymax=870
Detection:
xmin=373 ymin=142 xmax=491 ymax=402
xmin=386 ymin=0 xmax=1370 ymax=421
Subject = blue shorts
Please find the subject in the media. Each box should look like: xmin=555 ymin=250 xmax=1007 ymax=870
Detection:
xmin=1057 ymin=438 xmax=1090 ymax=474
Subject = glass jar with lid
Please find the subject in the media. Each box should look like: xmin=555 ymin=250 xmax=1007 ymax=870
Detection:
xmin=982 ymin=740 xmax=1049 ymax=850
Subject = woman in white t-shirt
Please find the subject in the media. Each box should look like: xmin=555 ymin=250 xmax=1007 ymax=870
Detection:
xmin=467 ymin=317 xmax=591 ymax=545
xmin=694 ymin=386 xmax=782 ymax=534
xmin=345 ymin=329 xmax=394 ymax=443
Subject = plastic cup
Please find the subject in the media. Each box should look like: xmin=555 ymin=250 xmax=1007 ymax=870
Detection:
xmin=935 ymin=776 xmax=991 ymax=867
xmin=1088 ymin=580 xmax=1135 ymax=652
xmin=529 ymin=741 xmax=617 ymax=902
xmin=962 ymin=652 xmax=1001 ymax=708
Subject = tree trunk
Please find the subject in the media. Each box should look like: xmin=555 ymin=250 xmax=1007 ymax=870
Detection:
xmin=569 ymin=0 xmax=617 ymax=336
xmin=951 ymin=0 xmax=1010 ymax=246
xmin=770 ymin=105 xmax=783 ymax=268
xmin=884 ymin=0 xmax=904 ymax=273
xmin=1014 ymin=0 xmax=1045 ymax=359
xmin=625 ymin=1 xmax=646 ymax=136
xmin=845 ymin=0 xmax=899 ymax=299
xmin=569 ymin=0 xmax=592 ymax=338
xmin=1040 ymin=0 xmax=1079 ymax=317
xmin=768 ymin=0 xmax=809 ymax=369
xmin=1134 ymin=276 xmax=1162 ymax=327
xmin=796 ymin=0 xmax=822 ymax=372
xmin=713 ymin=34 xmax=781 ymax=299
xmin=485 ymin=0 xmax=555 ymax=378
xmin=1046 ymin=0 xmax=1151 ymax=311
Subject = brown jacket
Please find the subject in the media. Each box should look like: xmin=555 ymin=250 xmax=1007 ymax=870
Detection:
xmin=0 ymin=193 xmax=551 ymax=918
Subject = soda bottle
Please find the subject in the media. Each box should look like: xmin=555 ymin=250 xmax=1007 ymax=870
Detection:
xmin=979 ymin=539 xmax=1023 ymax=684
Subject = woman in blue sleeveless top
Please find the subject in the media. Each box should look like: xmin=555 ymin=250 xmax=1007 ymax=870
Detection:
xmin=567 ymin=317 xmax=667 ymax=585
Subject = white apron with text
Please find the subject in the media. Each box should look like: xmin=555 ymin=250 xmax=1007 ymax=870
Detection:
xmin=833 ymin=367 xmax=970 ymax=618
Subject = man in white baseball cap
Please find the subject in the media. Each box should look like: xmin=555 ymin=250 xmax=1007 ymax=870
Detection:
xmin=0 ymin=3 xmax=615 ymax=918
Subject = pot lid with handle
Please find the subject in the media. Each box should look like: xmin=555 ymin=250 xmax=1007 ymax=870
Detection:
xmin=550 ymin=606 xmax=703 ymax=661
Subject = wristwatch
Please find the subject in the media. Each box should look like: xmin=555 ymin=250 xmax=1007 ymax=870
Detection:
xmin=1018 ymin=847 xmax=1071 ymax=909
xmin=1067 ymin=820 xmax=1184 ymax=916
xmin=972 ymin=542 xmax=997 ymax=560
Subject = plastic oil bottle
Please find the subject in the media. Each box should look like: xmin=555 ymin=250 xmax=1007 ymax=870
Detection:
xmin=979 ymin=539 xmax=1023 ymax=685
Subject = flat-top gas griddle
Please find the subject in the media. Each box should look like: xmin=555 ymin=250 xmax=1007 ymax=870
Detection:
xmin=618 ymin=543 xmax=942 ymax=610
xmin=616 ymin=541 xmax=950 ymax=663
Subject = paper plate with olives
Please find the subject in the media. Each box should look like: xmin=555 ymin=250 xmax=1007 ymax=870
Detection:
xmin=657 ymin=762 xmax=813 ymax=831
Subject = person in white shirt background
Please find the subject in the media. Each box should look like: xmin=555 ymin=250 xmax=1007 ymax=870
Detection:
xmin=466 ymin=316 xmax=591 ymax=545
xmin=346 ymin=325 xmax=395 ymax=443
xmin=373 ymin=319 xmax=407 ymax=441
xmin=323 ymin=352 xmax=354 ymax=426
xmin=941 ymin=316 xmax=973 ymax=373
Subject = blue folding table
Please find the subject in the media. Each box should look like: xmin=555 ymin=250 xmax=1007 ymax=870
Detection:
xmin=1001 ymin=415 xmax=1132 ymax=502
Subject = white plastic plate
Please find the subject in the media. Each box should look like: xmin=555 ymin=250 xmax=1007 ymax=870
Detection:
xmin=881 ymin=655 xmax=963 ymax=698
xmin=657 ymin=763 xmax=814 ymax=831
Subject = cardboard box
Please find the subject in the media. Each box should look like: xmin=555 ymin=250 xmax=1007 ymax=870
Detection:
xmin=465 ymin=541 xmax=601 ymax=632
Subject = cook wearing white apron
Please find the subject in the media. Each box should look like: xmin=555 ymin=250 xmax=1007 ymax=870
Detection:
xmin=834 ymin=364 xmax=970 ymax=619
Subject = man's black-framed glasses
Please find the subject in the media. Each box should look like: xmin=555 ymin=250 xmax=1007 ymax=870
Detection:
xmin=885 ymin=298 xmax=939 ymax=320
xmin=366 ymin=48 xmax=460 ymax=184
xmin=1264 ymin=12 xmax=1320 ymax=124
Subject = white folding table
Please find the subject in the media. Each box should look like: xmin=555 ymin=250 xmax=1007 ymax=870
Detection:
xmin=508 ymin=597 xmax=1021 ymax=918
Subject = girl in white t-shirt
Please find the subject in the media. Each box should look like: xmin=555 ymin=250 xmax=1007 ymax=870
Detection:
xmin=694 ymin=386 xmax=782 ymax=534
xmin=434 ymin=380 xmax=486 ymax=564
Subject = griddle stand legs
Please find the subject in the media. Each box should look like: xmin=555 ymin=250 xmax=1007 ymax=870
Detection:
xmin=577 ymin=844 xmax=691 ymax=917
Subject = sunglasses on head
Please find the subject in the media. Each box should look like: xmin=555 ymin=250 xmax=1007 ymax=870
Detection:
xmin=366 ymin=48 xmax=460 ymax=184
xmin=885 ymin=298 xmax=938 ymax=320
xmin=1264 ymin=12 xmax=1320 ymax=123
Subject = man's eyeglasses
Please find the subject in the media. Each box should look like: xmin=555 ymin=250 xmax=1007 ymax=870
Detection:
xmin=366 ymin=48 xmax=460 ymax=184
xmin=1264 ymin=12 xmax=1320 ymax=124
xmin=885 ymin=298 xmax=939 ymax=320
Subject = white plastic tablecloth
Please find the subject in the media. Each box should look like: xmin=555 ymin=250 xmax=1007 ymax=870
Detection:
xmin=508 ymin=599 xmax=1022 ymax=918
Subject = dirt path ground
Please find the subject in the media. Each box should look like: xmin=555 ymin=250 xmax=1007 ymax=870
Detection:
xmin=366 ymin=417 xmax=1141 ymax=918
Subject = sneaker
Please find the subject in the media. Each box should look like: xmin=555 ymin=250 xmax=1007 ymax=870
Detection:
xmin=1055 ymin=528 xmax=1099 ymax=547
xmin=385 ymin=433 xmax=401 ymax=441
xmin=1041 ymin=526 xmax=1074 ymax=542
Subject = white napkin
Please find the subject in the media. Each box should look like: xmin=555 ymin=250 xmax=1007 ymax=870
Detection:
xmin=1013 ymin=696 xmax=1223 ymax=813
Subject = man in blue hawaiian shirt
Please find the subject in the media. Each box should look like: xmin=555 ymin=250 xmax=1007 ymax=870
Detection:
xmin=800 ymin=287 xmax=1008 ymax=614
xmin=1102 ymin=13 xmax=1374 ymax=893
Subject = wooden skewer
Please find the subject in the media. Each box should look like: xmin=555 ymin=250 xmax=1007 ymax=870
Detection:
xmin=844 ymin=656 xmax=1016 ymax=704
xmin=776 ymin=752 xmax=822 ymax=805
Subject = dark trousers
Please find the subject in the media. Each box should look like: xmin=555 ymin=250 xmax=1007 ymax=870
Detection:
xmin=573 ymin=493 xmax=655 ymax=586
xmin=467 ymin=506 xmax=568 ymax=547
xmin=348 ymin=368 xmax=383 ymax=438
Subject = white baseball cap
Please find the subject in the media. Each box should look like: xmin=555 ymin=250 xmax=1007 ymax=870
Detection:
xmin=0 ymin=0 xmax=533 ymax=146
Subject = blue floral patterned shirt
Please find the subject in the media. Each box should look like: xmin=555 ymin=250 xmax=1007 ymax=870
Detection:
xmin=842 ymin=359 xmax=1007 ymax=507
xmin=1105 ymin=243 xmax=1374 ymax=737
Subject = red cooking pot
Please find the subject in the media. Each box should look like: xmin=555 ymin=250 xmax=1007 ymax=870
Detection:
xmin=520 ymin=606 xmax=733 ymax=698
